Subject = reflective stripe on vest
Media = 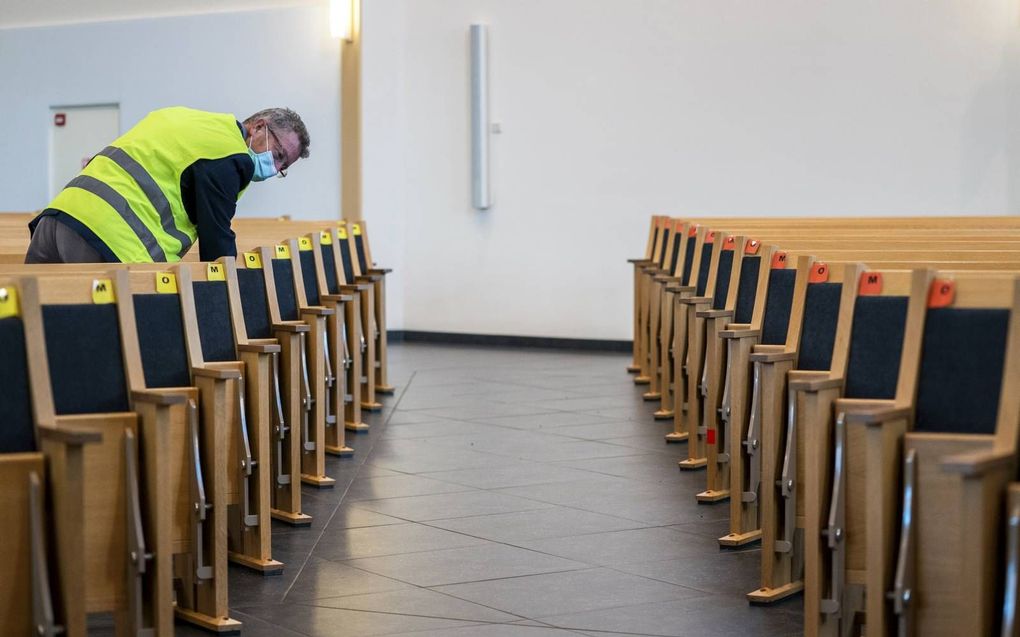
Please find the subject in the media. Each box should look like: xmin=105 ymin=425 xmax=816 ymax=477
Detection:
xmin=65 ymin=175 xmax=167 ymax=262
xmin=96 ymin=146 xmax=193 ymax=257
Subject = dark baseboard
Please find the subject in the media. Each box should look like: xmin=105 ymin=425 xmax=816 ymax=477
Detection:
xmin=387 ymin=330 xmax=631 ymax=353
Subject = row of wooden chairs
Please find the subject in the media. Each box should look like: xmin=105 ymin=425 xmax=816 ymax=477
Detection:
xmin=628 ymin=215 xmax=1020 ymax=636
xmin=0 ymin=220 xmax=392 ymax=635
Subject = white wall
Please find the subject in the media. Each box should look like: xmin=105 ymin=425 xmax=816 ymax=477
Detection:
xmin=361 ymin=0 xmax=1020 ymax=340
xmin=4 ymin=2 xmax=1020 ymax=341
xmin=0 ymin=4 xmax=340 ymax=219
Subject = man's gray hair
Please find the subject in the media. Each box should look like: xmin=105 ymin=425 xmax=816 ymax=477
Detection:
xmin=244 ymin=107 xmax=310 ymax=159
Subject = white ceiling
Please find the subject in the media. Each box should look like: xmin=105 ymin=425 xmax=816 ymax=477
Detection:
xmin=0 ymin=0 xmax=319 ymax=29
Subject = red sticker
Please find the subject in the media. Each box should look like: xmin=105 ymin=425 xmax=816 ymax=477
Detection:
xmin=673 ymin=219 xmax=684 ymax=232
xmin=745 ymin=239 xmax=761 ymax=255
xmin=689 ymin=226 xmax=699 ymax=237
xmin=54 ymin=113 xmax=66 ymax=127
xmin=928 ymin=279 xmax=956 ymax=308
xmin=859 ymin=272 xmax=883 ymax=296
xmin=809 ymin=262 xmax=829 ymax=283
xmin=705 ymin=231 xmax=716 ymax=244
xmin=723 ymin=236 xmax=736 ymax=251
xmin=771 ymin=251 xmax=788 ymax=269
xmin=706 ymin=429 xmax=716 ymax=445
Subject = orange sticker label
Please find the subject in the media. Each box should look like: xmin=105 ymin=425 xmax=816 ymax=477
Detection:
xmin=859 ymin=272 xmax=883 ymax=296
xmin=705 ymin=231 xmax=716 ymax=244
xmin=745 ymin=240 xmax=761 ymax=255
xmin=723 ymin=236 xmax=736 ymax=251
xmin=771 ymin=251 xmax=788 ymax=269
xmin=809 ymin=262 xmax=829 ymax=283
xmin=673 ymin=219 xmax=684 ymax=232
xmin=928 ymin=279 xmax=956 ymax=308
xmin=688 ymin=226 xmax=698 ymax=237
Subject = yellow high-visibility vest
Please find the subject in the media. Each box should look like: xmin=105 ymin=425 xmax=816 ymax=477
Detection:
xmin=47 ymin=106 xmax=249 ymax=262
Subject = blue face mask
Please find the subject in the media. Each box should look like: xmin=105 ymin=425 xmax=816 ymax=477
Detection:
xmin=248 ymin=126 xmax=278 ymax=182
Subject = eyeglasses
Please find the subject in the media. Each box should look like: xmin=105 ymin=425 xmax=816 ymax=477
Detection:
xmin=266 ymin=126 xmax=289 ymax=179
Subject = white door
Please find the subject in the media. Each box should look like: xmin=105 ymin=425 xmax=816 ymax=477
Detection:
xmin=49 ymin=104 xmax=120 ymax=199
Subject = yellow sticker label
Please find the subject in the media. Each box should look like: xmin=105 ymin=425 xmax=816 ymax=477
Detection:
xmin=206 ymin=263 xmax=226 ymax=281
xmin=298 ymin=237 xmax=314 ymax=252
xmin=319 ymin=231 xmax=333 ymax=245
xmin=156 ymin=272 xmax=178 ymax=294
xmin=337 ymin=227 xmax=349 ymax=240
xmin=244 ymin=251 xmax=262 ymax=269
xmin=352 ymin=223 xmax=362 ymax=236
xmin=0 ymin=286 xmax=20 ymax=318
xmin=92 ymin=279 xmax=116 ymax=304
xmin=274 ymin=244 xmax=291 ymax=259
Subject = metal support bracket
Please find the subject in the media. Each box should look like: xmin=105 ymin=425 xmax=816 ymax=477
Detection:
xmin=124 ymin=430 xmax=156 ymax=636
xmin=271 ymin=351 xmax=291 ymax=486
xmin=299 ymin=332 xmax=315 ymax=452
xmin=888 ymin=447 xmax=918 ymax=635
xmin=820 ymin=411 xmax=848 ymax=617
xmin=237 ymin=380 xmax=258 ymax=528
xmin=717 ymin=346 xmax=733 ymax=464
xmin=742 ymin=361 xmax=763 ymax=503
xmin=776 ymin=388 xmax=797 ymax=554
xmin=29 ymin=471 xmax=63 ymax=637
xmin=188 ymin=400 xmax=213 ymax=581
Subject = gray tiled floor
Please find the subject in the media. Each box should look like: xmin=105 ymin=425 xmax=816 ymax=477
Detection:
xmin=176 ymin=343 xmax=802 ymax=636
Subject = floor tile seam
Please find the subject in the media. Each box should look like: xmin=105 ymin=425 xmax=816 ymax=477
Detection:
xmin=414 ymin=513 xmax=671 ymax=543
xmin=410 ymin=565 xmax=597 ymax=589
xmin=229 ymin=608 xmax=316 ymax=637
xmin=293 ymin=601 xmax=532 ymax=625
xmin=544 ymin=460 xmax=696 ymax=487
xmin=399 ymin=404 xmax=582 ymax=422
xmin=596 ymin=563 xmax=721 ymax=598
xmin=347 ymin=500 xmax=557 ymax=522
xmin=345 ymin=484 xmax=481 ymax=502
xmin=483 ymin=479 xmax=693 ymax=503
xmin=460 ymin=493 xmax=661 ymax=526
xmin=311 ymin=536 xmax=493 ymax=562
xmin=281 ymin=370 xmax=418 ymax=602
xmin=408 ymin=516 xmax=738 ymax=562
xmin=504 ymin=617 xmax=601 ymax=636
xmin=597 ymin=564 xmax=804 ymax=618
xmin=301 ymin=586 xmax=539 ymax=625
xmin=420 ymin=446 xmax=655 ymax=464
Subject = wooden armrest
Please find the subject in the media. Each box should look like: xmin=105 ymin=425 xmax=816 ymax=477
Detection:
xmin=665 ymin=285 xmax=695 ymax=294
xmin=942 ymin=448 xmax=1016 ymax=477
xmin=720 ymin=325 xmax=759 ymax=339
xmin=628 ymin=258 xmax=655 ymax=265
xmin=681 ymin=296 xmax=712 ymax=305
xmin=238 ymin=342 xmax=281 ymax=354
xmin=789 ymin=372 xmax=842 ymax=392
xmin=194 ymin=363 xmax=242 ymax=379
xmin=369 ymin=268 xmax=392 ymax=275
xmin=273 ymin=321 xmax=310 ymax=333
xmin=640 ymin=266 xmax=664 ymax=274
xmin=356 ymin=274 xmax=382 ymax=283
xmin=321 ymin=293 xmax=354 ymax=303
xmin=835 ymin=399 xmax=910 ymax=425
xmin=38 ymin=424 xmax=102 ymax=446
xmin=654 ymin=275 xmax=682 ymax=283
xmin=697 ymin=309 xmax=734 ymax=319
xmin=749 ymin=350 xmax=796 ymax=363
xmin=300 ymin=306 xmax=335 ymax=317
xmin=342 ymin=283 xmax=373 ymax=292
xmin=131 ymin=389 xmax=187 ymax=406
